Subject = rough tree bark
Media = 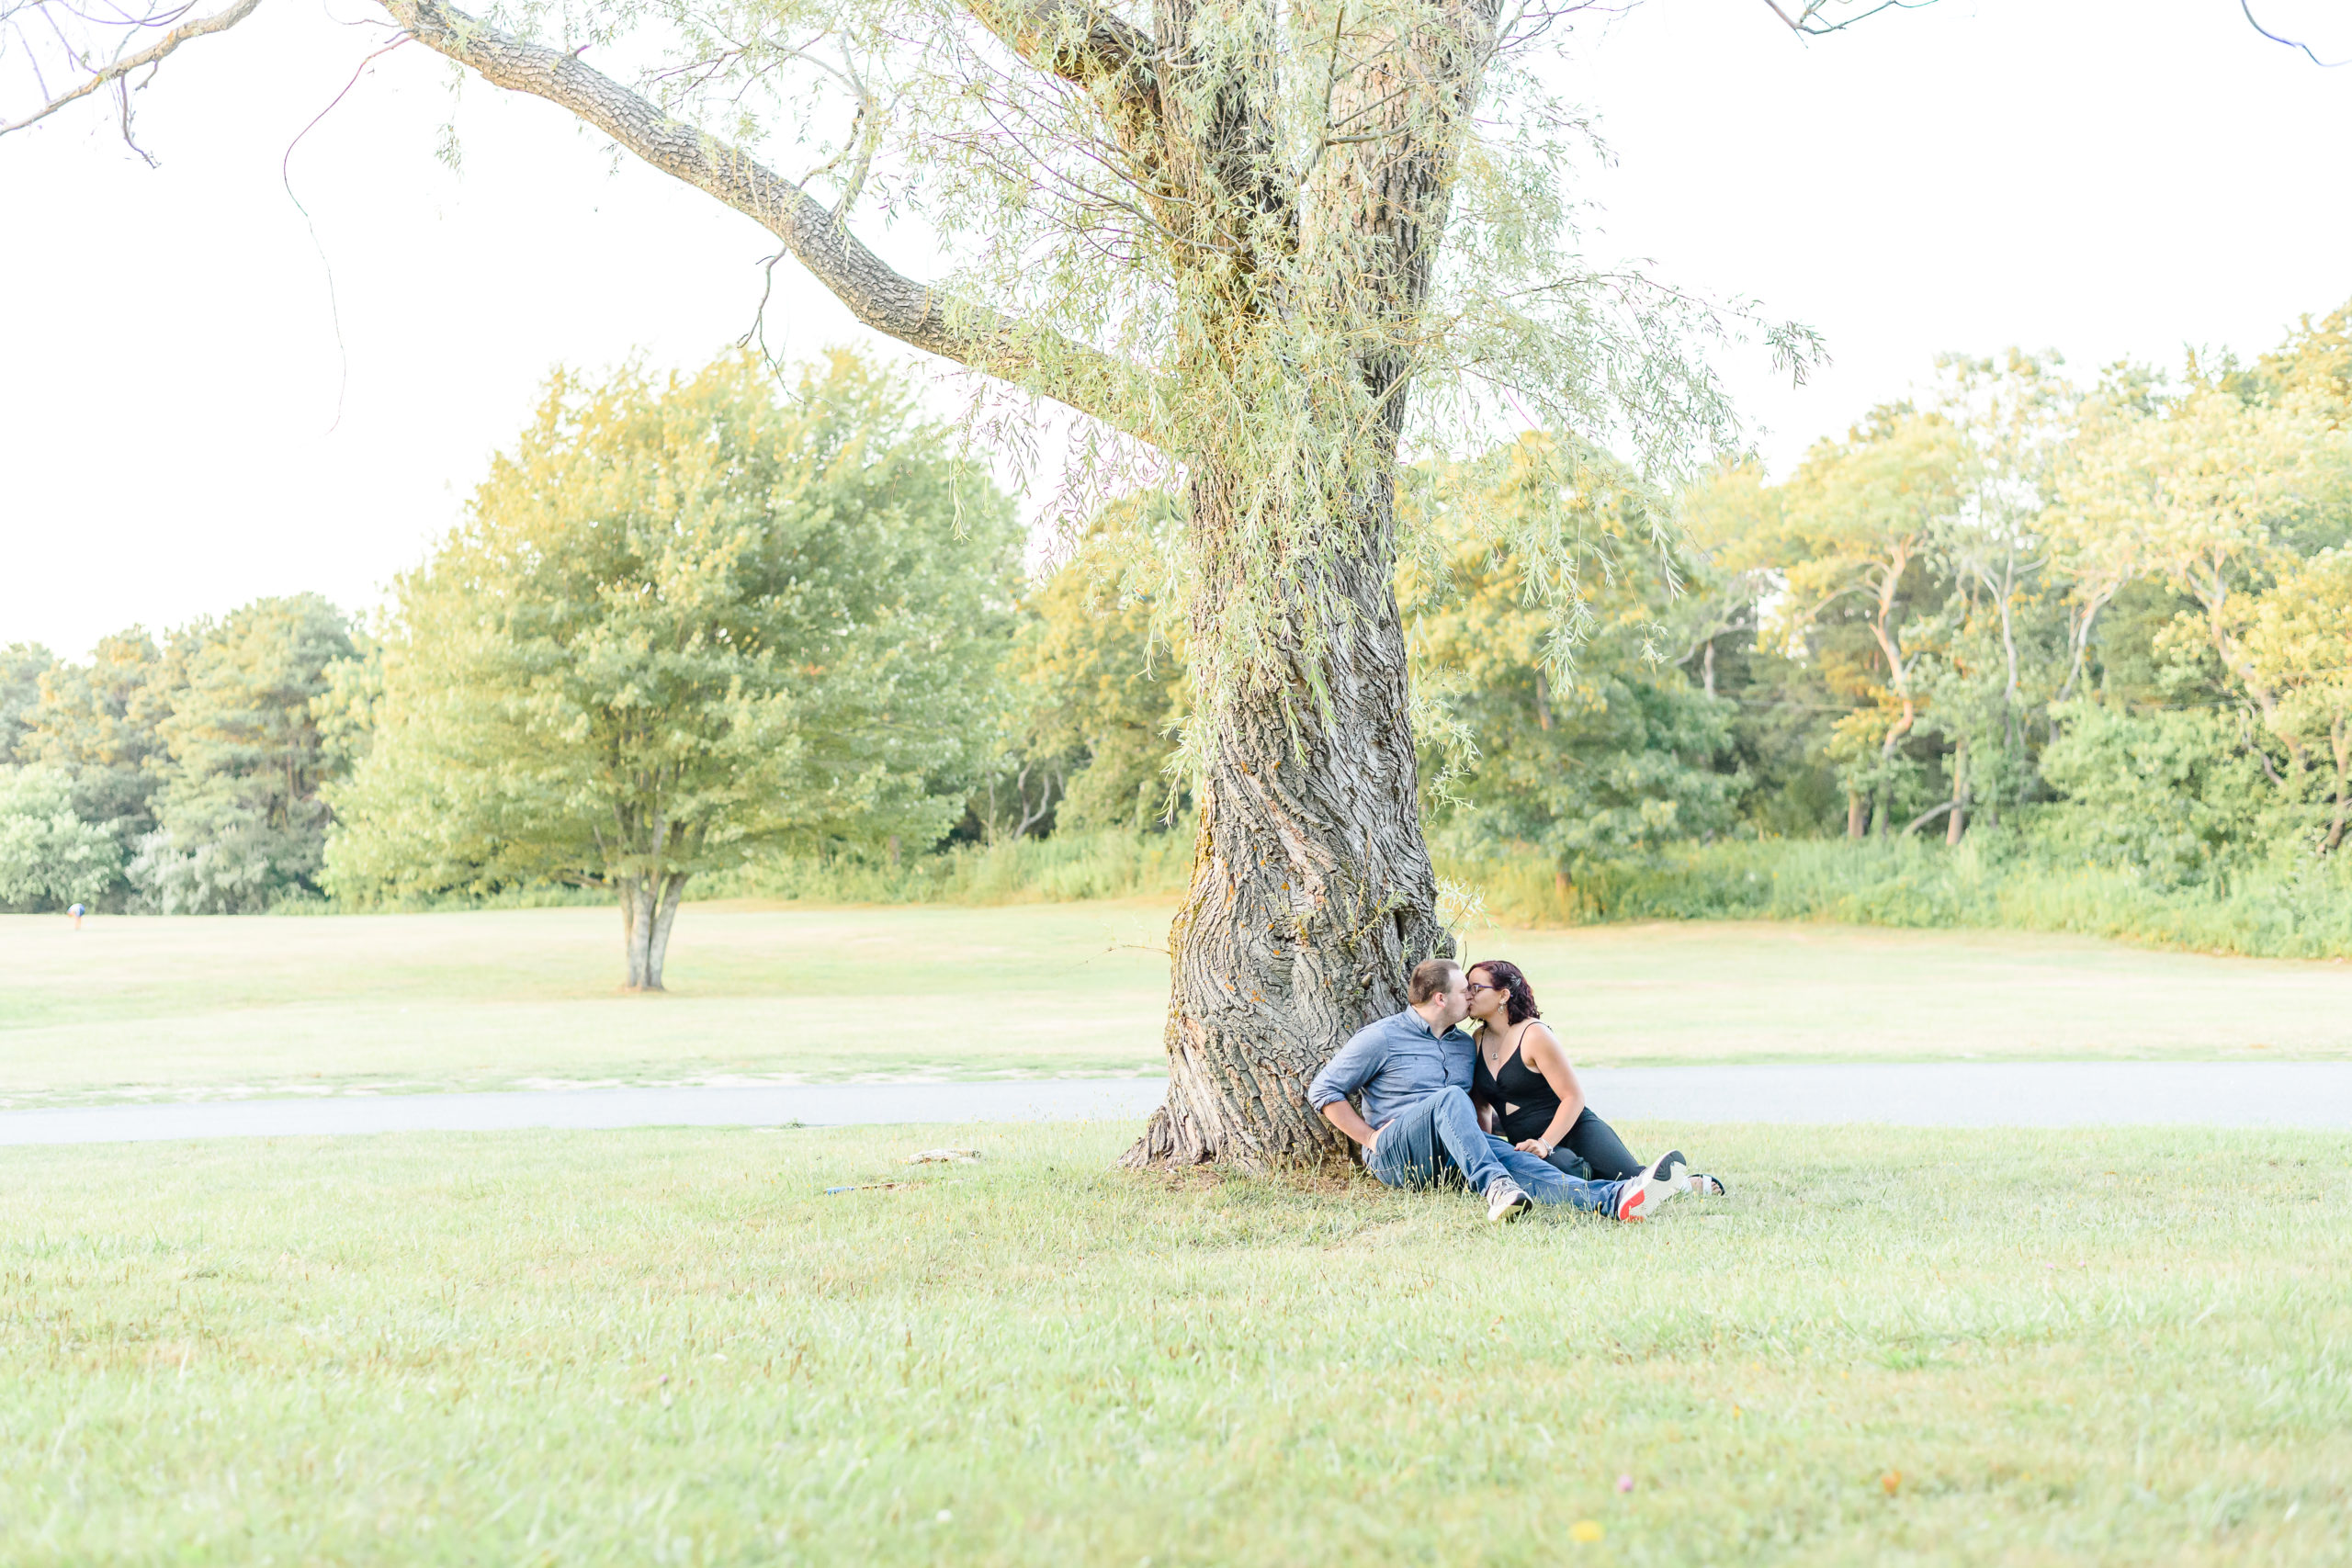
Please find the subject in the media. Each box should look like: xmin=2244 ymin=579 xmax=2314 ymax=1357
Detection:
xmin=619 ymin=872 xmax=691 ymax=989
xmin=1118 ymin=0 xmax=1490 ymax=1168
xmin=601 ymin=805 xmax=699 ymax=990
xmin=1127 ymin=468 xmax=1451 ymax=1168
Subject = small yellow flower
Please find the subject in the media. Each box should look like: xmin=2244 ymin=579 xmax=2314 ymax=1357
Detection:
xmin=1882 ymin=1470 xmax=1903 ymax=1495
xmin=1570 ymin=1520 xmax=1604 ymax=1544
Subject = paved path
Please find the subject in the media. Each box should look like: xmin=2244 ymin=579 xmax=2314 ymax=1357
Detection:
xmin=6 ymin=1064 xmax=2352 ymax=1146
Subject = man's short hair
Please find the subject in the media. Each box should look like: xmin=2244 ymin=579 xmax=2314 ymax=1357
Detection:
xmin=1407 ymin=957 xmax=1464 ymax=1005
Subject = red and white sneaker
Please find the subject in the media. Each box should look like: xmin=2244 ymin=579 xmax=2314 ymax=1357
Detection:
xmin=1612 ymin=1149 xmax=1689 ymax=1223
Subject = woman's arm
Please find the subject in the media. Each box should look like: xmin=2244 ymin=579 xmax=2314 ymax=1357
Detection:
xmin=1514 ymin=1023 xmax=1587 ymax=1157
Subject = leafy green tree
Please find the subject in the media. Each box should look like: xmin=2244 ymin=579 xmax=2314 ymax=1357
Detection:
xmin=16 ymin=627 xmax=192 ymax=856
xmin=1001 ymin=508 xmax=1190 ymax=837
xmin=1677 ymin=465 xmax=1842 ymax=836
xmin=2039 ymin=704 xmax=2269 ymax=884
xmin=327 ymin=351 xmax=1018 ymax=988
xmin=1724 ymin=408 xmax=1965 ymax=837
xmin=2245 ymin=549 xmax=2352 ymax=852
xmin=127 ymin=594 xmax=360 ymax=913
xmin=0 ymin=644 xmax=53 ymax=763
xmin=0 ymin=766 xmax=122 ymax=910
xmin=1911 ymin=355 xmax=2073 ymax=840
xmin=1408 ymin=437 xmax=1738 ymax=883
xmin=2050 ymin=379 xmax=2352 ymax=783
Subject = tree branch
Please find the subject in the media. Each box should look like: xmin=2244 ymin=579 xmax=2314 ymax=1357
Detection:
xmin=1901 ymin=799 xmax=1953 ymax=837
xmin=1759 ymin=0 xmax=1939 ymax=38
xmin=379 ymin=0 xmax=1165 ymax=441
xmin=961 ymin=0 xmax=1159 ymax=107
xmin=0 ymin=0 xmax=264 ymax=139
xmin=2239 ymin=0 xmax=2349 ymax=67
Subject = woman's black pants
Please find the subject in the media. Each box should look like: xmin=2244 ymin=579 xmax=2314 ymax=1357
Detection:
xmin=1539 ymin=1108 xmax=1644 ymax=1181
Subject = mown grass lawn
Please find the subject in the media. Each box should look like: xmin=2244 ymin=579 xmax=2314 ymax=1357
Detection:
xmin=6 ymin=1122 xmax=2346 ymax=1564
xmin=6 ymin=906 xmax=2349 ymax=1108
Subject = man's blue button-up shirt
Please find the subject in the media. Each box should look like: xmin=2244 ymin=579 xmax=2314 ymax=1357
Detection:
xmin=1307 ymin=1008 xmax=1475 ymax=1130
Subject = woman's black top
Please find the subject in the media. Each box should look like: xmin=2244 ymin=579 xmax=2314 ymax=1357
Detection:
xmin=1472 ymin=1028 xmax=1564 ymax=1145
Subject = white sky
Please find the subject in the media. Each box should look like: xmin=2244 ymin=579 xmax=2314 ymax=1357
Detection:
xmin=3 ymin=0 xmax=2347 ymax=659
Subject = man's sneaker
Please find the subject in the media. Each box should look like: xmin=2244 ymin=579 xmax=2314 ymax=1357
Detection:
xmin=1688 ymin=1172 xmax=1727 ymax=1198
xmin=1486 ymin=1178 xmax=1532 ymax=1223
xmin=1612 ymin=1149 xmax=1689 ymax=1223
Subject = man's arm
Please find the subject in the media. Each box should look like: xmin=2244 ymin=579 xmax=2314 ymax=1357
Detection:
xmin=1308 ymin=1027 xmax=1385 ymax=1149
xmin=1320 ymin=1098 xmax=1379 ymax=1149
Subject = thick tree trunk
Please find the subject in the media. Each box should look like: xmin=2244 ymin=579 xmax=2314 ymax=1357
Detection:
xmin=1125 ymin=468 xmax=1450 ymax=1171
xmin=1945 ymin=735 xmax=1970 ymax=846
xmin=619 ymin=873 xmax=690 ymax=990
xmin=1846 ymin=792 xmax=1867 ymax=839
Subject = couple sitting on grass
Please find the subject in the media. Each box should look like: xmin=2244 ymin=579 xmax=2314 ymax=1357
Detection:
xmin=1311 ymin=956 xmax=1724 ymax=1223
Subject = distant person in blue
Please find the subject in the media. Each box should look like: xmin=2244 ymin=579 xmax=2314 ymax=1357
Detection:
xmin=67 ymin=903 xmax=85 ymax=930
xmin=1309 ymin=957 xmax=1690 ymax=1224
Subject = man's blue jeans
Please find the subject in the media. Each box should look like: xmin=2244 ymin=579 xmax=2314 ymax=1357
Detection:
xmin=1364 ymin=1087 xmax=1623 ymax=1213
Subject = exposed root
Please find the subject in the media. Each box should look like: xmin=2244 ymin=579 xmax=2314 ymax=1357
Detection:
xmin=1119 ymin=1105 xmax=1216 ymax=1169
xmin=1120 ymin=1100 xmax=1358 ymax=1176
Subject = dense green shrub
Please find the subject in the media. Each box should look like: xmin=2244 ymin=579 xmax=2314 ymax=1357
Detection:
xmin=699 ymin=828 xmax=1193 ymax=906
xmin=1438 ymin=832 xmax=2352 ymax=960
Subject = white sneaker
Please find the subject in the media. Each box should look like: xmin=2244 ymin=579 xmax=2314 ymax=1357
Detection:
xmin=1486 ymin=1178 xmax=1532 ymax=1223
xmin=1612 ymin=1149 xmax=1688 ymax=1223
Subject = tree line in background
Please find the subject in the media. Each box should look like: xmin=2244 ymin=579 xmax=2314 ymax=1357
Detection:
xmin=6 ymin=305 xmax=2349 ymax=964
xmin=997 ymin=302 xmax=2352 ymax=908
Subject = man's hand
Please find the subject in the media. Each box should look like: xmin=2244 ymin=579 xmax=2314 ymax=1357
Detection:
xmin=1513 ymin=1137 xmax=1553 ymax=1159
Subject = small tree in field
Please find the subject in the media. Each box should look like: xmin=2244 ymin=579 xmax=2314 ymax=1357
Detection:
xmin=326 ymin=351 xmax=1017 ymax=988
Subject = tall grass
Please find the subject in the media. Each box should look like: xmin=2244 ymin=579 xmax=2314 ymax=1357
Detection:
xmin=344 ymin=821 xmax=2348 ymax=963
xmin=1442 ymin=834 xmax=2352 ymax=960
xmin=701 ymin=828 xmax=1193 ymax=906
xmin=707 ymin=825 xmax=2352 ymax=963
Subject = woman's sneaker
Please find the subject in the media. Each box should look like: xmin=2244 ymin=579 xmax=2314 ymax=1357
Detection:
xmin=1612 ymin=1150 xmax=1689 ymax=1222
xmin=1688 ymin=1172 xmax=1726 ymax=1198
xmin=1486 ymin=1178 xmax=1532 ymax=1223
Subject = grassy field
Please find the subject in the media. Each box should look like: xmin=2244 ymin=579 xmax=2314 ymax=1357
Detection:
xmin=6 ymin=904 xmax=2352 ymax=1107
xmin=5 ymin=1122 xmax=2346 ymax=1564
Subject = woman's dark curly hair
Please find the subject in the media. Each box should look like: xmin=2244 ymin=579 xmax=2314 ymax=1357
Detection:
xmin=1468 ymin=960 xmax=1540 ymax=1026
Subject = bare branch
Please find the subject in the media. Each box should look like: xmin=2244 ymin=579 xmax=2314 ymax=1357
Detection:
xmin=1759 ymin=0 xmax=1938 ymax=39
xmin=0 ymin=0 xmax=259 ymax=138
xmin=2240 ymin=0 xmax=2348 ymax=67
xmin=378 ymin=0 xmax=1167 ymax=442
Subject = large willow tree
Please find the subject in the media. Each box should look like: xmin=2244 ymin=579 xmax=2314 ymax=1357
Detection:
xmin=5 ymin=0 xmax=1873 ymax=1166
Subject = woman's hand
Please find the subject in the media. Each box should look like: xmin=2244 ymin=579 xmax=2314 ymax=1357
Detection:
xmin=1513 ymin=1137 xmax=1553 ymax=1160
